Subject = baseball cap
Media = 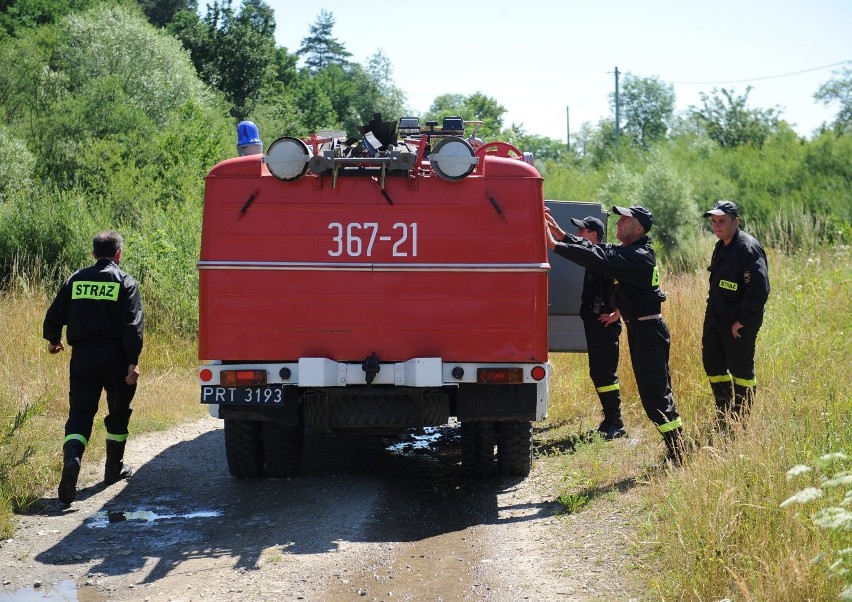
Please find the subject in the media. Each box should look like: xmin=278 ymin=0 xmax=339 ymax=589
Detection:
xmin=612 ymin=205 xmax=653 ymax=232
xmin=569 ymin=216 xmax=605 ymax=239
xmin=703 ymin=200 xmax=739 ymax=217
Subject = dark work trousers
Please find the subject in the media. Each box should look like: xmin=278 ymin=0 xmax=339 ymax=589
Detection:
xmin=625 ymin=318 xmax=680 ymax=430
xmin=701 ymin=315 xmax=760 ymax=413
xmin=65 ymin=343 xmax=136 ymax=456
xmin=581 ymin=311 xmax=621 ymax=412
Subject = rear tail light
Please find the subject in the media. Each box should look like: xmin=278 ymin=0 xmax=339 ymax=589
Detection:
xmin=530 ymin=365 xmax=547 ymax=381
xmin=477 ymin=368 xmax=523 ymax=384
xmin=220 ymin=370 xmax=267 ymax=386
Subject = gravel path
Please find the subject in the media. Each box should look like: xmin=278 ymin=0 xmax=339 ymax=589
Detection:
xmin=0 ymin=416 xmax=645 ymax=601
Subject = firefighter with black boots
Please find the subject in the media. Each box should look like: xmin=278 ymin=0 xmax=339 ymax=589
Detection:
xmin=702 ymin=200 xmax=769 ymax=432
xmin=43 ymin=231 xmax=144 ymax=505
xmin=565 ymin=216 xmax=625 ymax=440
xmin=546 ymin=206 xmax=685 ymax=464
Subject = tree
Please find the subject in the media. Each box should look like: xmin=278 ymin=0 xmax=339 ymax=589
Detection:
xmin=689 ymin=87 xmax=781 ymax=149
xmin=814 ymin=64 xmax=852 ymax=134
xmin=297 ymin=9 xmax=351 ymax=74
xmin=364 ymin=50 xmax=406 ymax=122
xmin=0 ymin=124 xmax=36 ymax=202
xmin=572 ymin=119 xmax=619 ymax=168
xmin=171 ymin=0 xmax=277 ymax=119
xmin=56 ymin=5 xmax=211 ymax=125
xmin=613 ymin=74 xmax=675 ymax=149
xmin=502 ymin=124 xmax=566 ymax=162
xmin=425 ymin=92 xmax=506 ymax=140
xmin=138 ymin=0 xmax=197 ymax=28
xmin=0 ymin=0 xmax=97 ymax=39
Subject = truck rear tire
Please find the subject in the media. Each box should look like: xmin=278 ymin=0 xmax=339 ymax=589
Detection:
xmin=224 ymin=418 xmax=264 ymax=478
xmin=497 ymin=420 xmax=532 ymax=476
xmin=262 ymin=421 xmax=303 ymax=478
xmin=461 ymin=420 xmax=495 ymax=477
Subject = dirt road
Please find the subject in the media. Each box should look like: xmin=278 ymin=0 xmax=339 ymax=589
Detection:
xmin=0 ymin=417 xmax=644 ymax=601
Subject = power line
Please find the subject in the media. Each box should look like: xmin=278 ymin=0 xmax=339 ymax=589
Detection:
xmin=665 ymin=60 xmax=850 ymax=86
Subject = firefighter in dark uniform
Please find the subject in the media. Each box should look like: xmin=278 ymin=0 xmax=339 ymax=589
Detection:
xmin=702 ymin=200 xmax=770 ymax=429
xmin=546 ymin=206 xmax=685 ymax=462
xmin=567 ymin=216 xmax=625 ymax=440
xmin=43 ymin=231 xmax=144 ymax=505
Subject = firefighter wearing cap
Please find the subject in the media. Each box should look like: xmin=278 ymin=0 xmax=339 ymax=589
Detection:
xmin=43 ymin=231 xmax=144 ymax=505
xmin=567 ymin=216 xmax=625 ymax=440
xmin=546 ymin=206 xmax=685 ymax=463
xmin=702 ymin=200 xmax=770 ymax=429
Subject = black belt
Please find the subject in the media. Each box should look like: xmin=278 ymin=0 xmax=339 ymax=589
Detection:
xmin=624 ymin=313 xmax=662 ymax=323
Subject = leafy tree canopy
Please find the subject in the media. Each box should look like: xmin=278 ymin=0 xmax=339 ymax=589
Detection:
xmin=170 ymin=0 xmax=277 ymax=119
xmin=814 ymin=63 xmax=852 ymax=135
xmin=613 ymin=73 xmax=676 ymax=149
xmin=689 ymin=86 xmax=781 ymax=149
xmin=138 ymin=0 xmax=196 ymax=28
xmin=426 ymin=92 xmax=505 ymax=140
xmin=0 ymin=0 xmax=97 ymax=39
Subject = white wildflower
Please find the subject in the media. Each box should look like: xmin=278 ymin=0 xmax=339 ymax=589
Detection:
xmin=811 ymin=507 xmax=852 ymax=531
xmin=786 ymin=464 xmax=812 ymax=479
xmin=781 ymin=487 xmax=824 ymax=507
xmin=822 ymin=472 xmax=852 ymax=488
xmin=816 ymin=452 xmax=848 ymax=468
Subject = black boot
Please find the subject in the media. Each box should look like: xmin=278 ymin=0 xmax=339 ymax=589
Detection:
xmin=104 ymin=439 xmax=133 ymax=485
xmin=662 ymin=427 xmax=686 ymax=466
xmin=597 ymin=409 xmax=627 ymax=440
xmin=732 ymin=384 xmax=756 ymax=423
xmin=58 ymin=441 xmax=84 ymax=505
xmin=711 ymin=380 xmax=734 ymax=433
xmin=596 ymin=393 xmax=627 ymax=440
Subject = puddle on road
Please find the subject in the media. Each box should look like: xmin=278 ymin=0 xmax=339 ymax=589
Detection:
xmin=386 ymin=426 xmax=446 ymax=453
xmin=86 ymin=509 xmax=222 ymax=528
xmin=0 ymin=579 xmax=104 ymax=602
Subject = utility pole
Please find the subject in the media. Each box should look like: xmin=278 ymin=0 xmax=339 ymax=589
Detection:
xmin=614 ymin=66 xmax=621 ymax=155
xmin=566 ymin=106 xmax=570 ymax=152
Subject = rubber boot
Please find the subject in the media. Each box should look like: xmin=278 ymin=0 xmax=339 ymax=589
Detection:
xmin=711 ymin=380 xmax=734 ymax=434
xmin=597 ymin=404 xmax=627 ymax=441
xmin=662 ymin=427 xmax=686 ymax=466
xmin=58 ymin=441 xmax=84 ymax=505
xmin=103 ymin=439 xmax=133 ymax=485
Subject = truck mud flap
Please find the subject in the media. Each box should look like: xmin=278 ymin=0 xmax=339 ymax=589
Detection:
xmin=302 ymin=387 xmax=449 ymax=429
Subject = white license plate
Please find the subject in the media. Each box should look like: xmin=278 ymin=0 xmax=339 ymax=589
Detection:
xmin=201 ymin=385 xmax=285 ymax=406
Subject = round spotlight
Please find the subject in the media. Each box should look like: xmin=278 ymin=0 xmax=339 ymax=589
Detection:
xmin=429 ymin=136 xmax=477 ymax=181
xmin=264 ymin=137 xmax=311 ymax=181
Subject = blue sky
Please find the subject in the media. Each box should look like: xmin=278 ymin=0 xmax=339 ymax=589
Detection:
xmin=266 ymin=0 xmax=851 ymax=141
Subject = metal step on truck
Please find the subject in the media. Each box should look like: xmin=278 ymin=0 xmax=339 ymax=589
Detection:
xmin=197 ymin=114 xmax=606 ymax=478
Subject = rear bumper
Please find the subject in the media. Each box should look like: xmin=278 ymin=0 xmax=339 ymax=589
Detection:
xmin=201 ymin=357 xmax=549 ymax=422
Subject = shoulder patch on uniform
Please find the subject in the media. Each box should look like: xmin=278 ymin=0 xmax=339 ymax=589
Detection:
xmin=743 ymin=270 xmax=751 ymax=284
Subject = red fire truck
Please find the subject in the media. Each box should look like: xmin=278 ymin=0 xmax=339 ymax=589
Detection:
xmin=198 ymin=115 xmax=601 ymax=478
